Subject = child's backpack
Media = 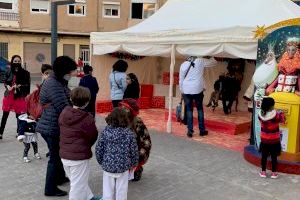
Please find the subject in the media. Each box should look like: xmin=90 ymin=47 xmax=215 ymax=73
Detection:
xmin=26 ymin=85 xmax=43 ymax=120
xmin=176 ymin=99 xmax=187 ymax=125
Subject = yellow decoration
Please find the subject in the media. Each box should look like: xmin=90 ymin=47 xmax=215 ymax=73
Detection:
xmin=253 ymin=25 xmax=267 ymax=39
xmin=253 ymin=18 xmax=300 ymax=39
xmin=267 ymin=18 xmax=300 ymax=31
xmin=269 ymin=92 xmax=300 ymax=162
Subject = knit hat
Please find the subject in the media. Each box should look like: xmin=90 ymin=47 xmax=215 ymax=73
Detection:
xmin=119 ymin=98 xmax=139 ymax=116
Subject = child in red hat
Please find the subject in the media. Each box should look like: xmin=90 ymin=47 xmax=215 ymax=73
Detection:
xmin=119 ymin=98 xmax=152 ymax=181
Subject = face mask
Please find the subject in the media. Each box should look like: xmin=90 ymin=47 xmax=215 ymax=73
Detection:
xmin=12 ymin=63 xmax=21 ymax=71
xmin=63 ymin=74 xmax=71 ymax=81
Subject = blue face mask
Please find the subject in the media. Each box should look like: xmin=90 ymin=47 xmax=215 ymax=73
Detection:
xmin=63 ymin=74 xmax=71 ymax=81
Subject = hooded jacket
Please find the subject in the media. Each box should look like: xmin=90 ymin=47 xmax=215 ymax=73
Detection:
xmin=59 ymin=106 xmax=98 ymax=160
xmin=258 ymin=110 xmax=285 ymax=144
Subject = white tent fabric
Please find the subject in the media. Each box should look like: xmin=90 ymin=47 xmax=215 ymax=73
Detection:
xmin=91 ymin=0 xmax=300 ymax=59
xmin=90 ymin=0 xmax=300 ymax=133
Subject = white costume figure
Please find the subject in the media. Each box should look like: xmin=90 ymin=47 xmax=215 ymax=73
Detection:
xmin=253 ymin=43 xmax=278 ymax=88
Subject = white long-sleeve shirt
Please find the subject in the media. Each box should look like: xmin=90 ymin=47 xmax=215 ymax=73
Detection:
xmin=179 ymin=57 xmax=217 ymax=94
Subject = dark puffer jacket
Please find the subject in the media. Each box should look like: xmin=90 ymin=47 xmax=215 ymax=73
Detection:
xmin=59 ymin=106 xmax=98 ymax=160
xmin=36 ymin=75 xmax=70 ymax=136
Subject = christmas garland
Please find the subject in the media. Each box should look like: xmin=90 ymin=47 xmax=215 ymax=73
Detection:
xmin=109 ymin=52 xmax=145 ymax=61
xmin=214 ymin=57 xmax=255 ymax=64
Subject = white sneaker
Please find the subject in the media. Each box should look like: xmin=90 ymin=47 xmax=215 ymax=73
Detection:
xmin=23 ymin=157 xmax=31 ymax=163
xmin=259 ymin=171 xmax=267 ymax=178
xmin=34 ymin=153 xmax=41 ymax=159
xmin=270 ymin=172 xmax=279 ymax=179
xmin=17 ymin=135 xmax=25 ymax=142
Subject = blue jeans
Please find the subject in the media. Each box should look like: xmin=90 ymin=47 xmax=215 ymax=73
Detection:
xmin=182 ymin=92 xmax=206 ymax=133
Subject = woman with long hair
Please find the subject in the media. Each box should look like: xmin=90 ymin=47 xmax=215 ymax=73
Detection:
xmin=109 ymin=59 xmax=128 ymax=107
xmin=123 ymin=73 xmax=140 ymax=100
xmin=0 ymin=55 xmax=30 ymax=139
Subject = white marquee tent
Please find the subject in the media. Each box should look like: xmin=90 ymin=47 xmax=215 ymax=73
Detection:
xmin=90 ymin=0 xmax=300 ymax=132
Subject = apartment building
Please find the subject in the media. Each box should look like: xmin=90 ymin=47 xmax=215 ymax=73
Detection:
xmin=0 ymin=0 xmax=167 ymax=74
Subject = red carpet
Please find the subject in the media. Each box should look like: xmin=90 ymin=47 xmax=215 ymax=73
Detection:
xmin=99 ymin=108 xmax=251 ymax=152
xmin=164 ymin=107 xmax=251 ymax=135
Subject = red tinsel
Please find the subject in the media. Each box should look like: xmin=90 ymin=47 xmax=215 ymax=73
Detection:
xmin=109 ymin=52 xmax=145 ymax=61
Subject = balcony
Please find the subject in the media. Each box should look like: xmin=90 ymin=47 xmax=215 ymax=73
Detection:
xmin=0 ymin=12 xmax=19 ymax=28
xmin=0 ymin=11 xmax=19 ymax=21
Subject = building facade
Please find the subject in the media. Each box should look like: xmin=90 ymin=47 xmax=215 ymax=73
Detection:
xmin=0 ymin=0 xmax=167 ymax=74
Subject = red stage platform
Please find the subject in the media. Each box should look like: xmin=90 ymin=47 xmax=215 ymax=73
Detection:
xmin=98 ymin=108 xmax=251 ymax=152
xmin=164 ymin=107 xmax=251 ymax=135
xmin=244 ymin=145 xmax=300 ymax=174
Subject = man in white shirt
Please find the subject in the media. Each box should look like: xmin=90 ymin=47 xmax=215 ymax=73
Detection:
xmin=179 ymin=56 xmax=217 ymax=137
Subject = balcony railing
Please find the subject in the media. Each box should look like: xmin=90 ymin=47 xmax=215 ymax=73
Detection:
xmin=0 ymin=12 xmax=19 ymax=21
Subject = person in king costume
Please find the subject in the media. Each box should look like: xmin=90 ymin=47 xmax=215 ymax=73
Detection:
xmin=266 ymin=37 xmax=300 ymax=95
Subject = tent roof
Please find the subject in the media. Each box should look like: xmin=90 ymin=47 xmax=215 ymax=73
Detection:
xmin=91 ymin=0 xmax=300 ymax=59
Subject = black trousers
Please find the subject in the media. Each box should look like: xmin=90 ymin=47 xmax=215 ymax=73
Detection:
xmin=23 ymin=142 xmax=38 ymax=157
xmin=0 ymin=111 xmax=20 ymax=135
xmin=112 ymin=100 xmax=122 ymax=108
xmin=260 ymin=143 xmax=280 ymax=172
xmin=85 ymin=98 xmax=96 ymax=117
xmin=41 ymin=134 xmax=66 ymax=195
xmin=222 ymin=98 xmax=234 ymax=114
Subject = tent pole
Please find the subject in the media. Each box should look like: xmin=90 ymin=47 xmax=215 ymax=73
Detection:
xmin=167 ymin=44 xmax=176 ymax=133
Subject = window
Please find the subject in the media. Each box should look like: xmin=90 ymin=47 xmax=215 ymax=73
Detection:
xmin=30 ymin=0 xmax=49 ymax=13
xmin=0 ymin=0 xmax=13 ymax=11
xmin=103 ymin=2 xmax=120 ymax=18
xmin=143 ymin=3 xmax=155 ymax=19
xmin=80 ymin=45 xmax=90 ymax=66
xmin=68 ymin=3 xmax=86 ymax=16
xmin=131 ymin=1 xmax=156 ymax=19
xmin=0 ymin=42 xmax=8 ymax=59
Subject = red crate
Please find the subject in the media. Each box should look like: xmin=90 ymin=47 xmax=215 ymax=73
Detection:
xmin=140 ymin=84 xmax=154 ymax=97
xmin=138 ymin=97 xmax=151 ymax=109
xmin=162 ymin=72 xmax=179 ymax=85
xmin=151 ymin=96 xmax=165 ymax=108
xmin=96 ymin=100 xmax=113 ymax=113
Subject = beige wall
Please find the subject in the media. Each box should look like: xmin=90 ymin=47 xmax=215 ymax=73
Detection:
xmin=92 ymin=55 xmax=159 ymax=99
xmin=57 ymin=0 xmax=98 ymax=33
xmin=98 ymin=0 xmax=167 ymax=31
xmin=0 ymin=32 xmax=89 ymax=73
xmin=19 ymin=0 xmax=98 ymax=33
xmin=92 ymin=56 xmax=255 ymax=111
xmin=98 ymin=0 xmax=129 ymax=31
xmin=16 ymin=0 xmax=168 ymax=32
xmin=19 ymin=0 xmax=51 ymax=31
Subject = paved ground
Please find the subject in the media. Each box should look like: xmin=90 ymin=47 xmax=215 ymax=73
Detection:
xmin=0 ymin=81 xmax=300 ymax=200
